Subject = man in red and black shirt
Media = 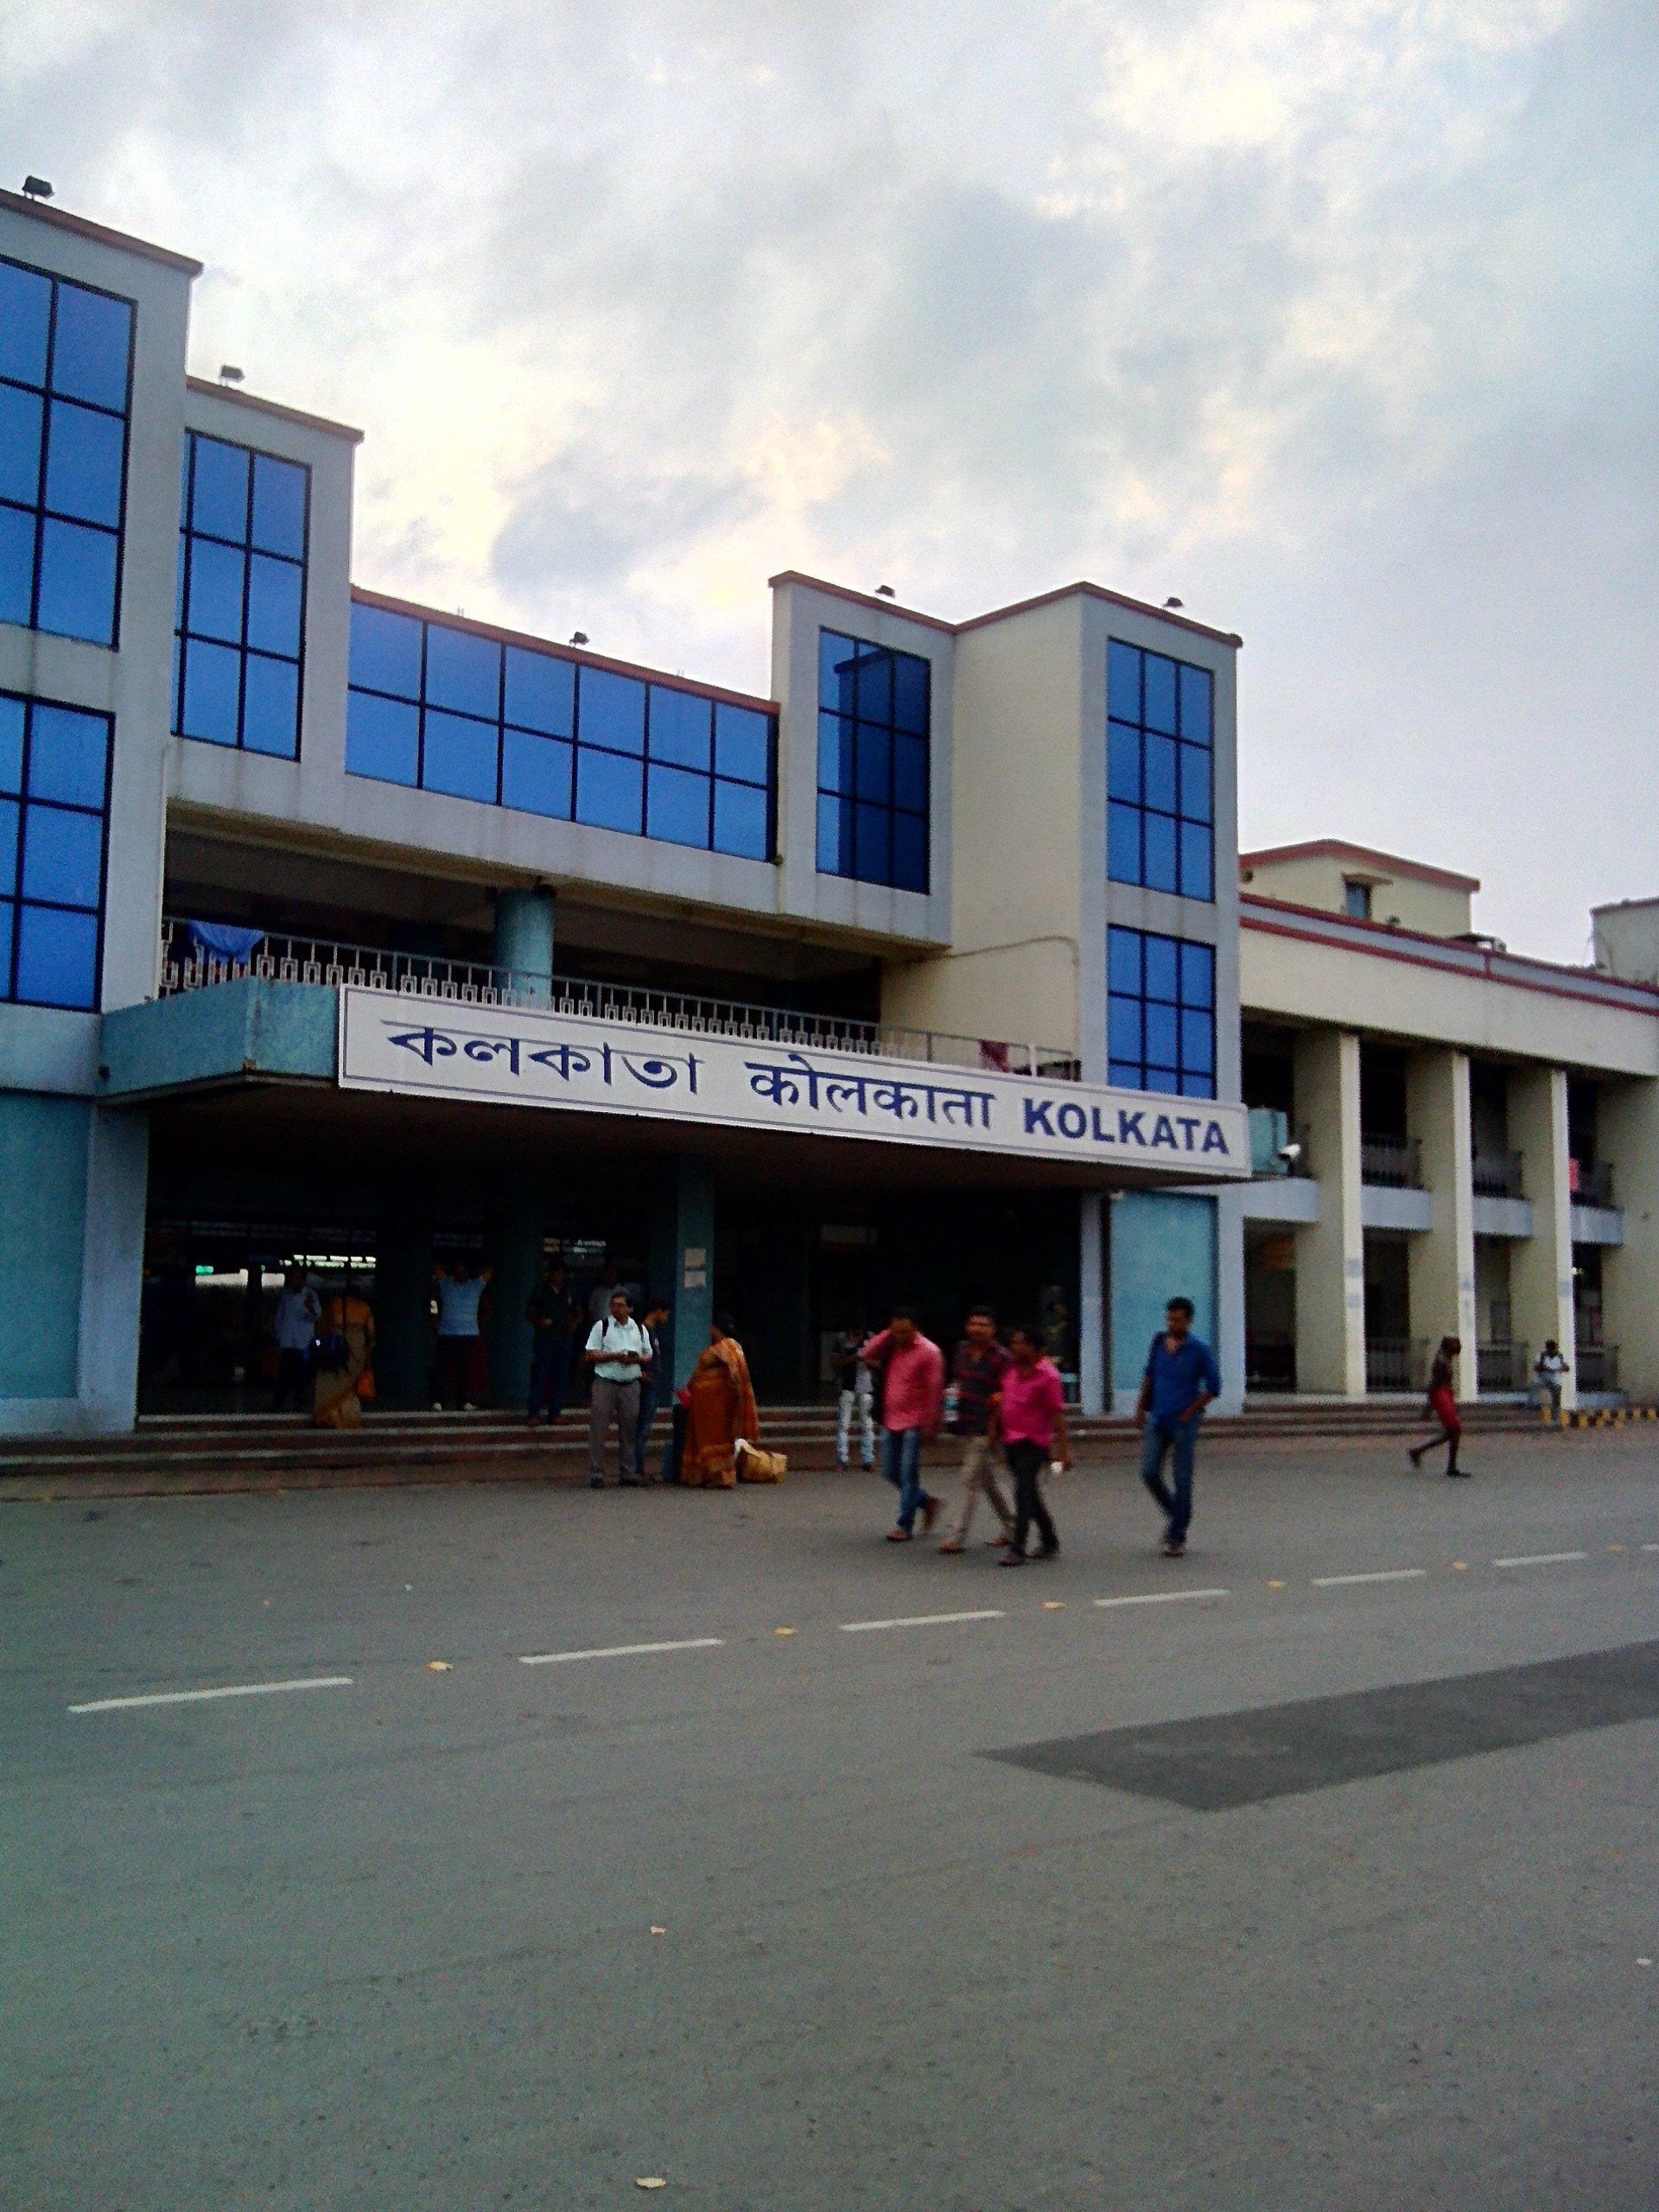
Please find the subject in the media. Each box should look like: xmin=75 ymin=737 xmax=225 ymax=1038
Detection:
xmin=938 ymin=1306 xmax=1015 ymax=1554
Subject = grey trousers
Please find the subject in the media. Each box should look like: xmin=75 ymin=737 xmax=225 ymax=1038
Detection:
xmin=588 ymin=1376 xmax=640 ymax=1480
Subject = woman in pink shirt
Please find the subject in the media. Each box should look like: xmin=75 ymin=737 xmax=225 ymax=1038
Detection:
xmin=992 ymin=1324 xmax=1071 ymax=1565
xmin=860 ymin=1308 xmax=946 ymax=1541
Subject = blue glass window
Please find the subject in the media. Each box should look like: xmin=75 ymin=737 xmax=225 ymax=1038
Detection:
xmin=1106 ymin=638 xmax=1215 ymax=901
xmin=0 ymin=257 xmax=133 ymax=647
xmin=346 ymin=600 xmax=775 ymax=857
xmin=1107 ymin=924 xmax=1216 ymax=1099
xmin=815 ymin=629 xmax=930 ymax=891
xmin=174 ymin=431 xmax=308 ymax=760
xmin=0 ymin=690 xmax=111 ymax=1011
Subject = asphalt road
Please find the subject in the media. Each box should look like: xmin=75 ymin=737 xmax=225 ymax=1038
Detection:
xmin=4 ymin=1431 xmax=1658 ymax=2210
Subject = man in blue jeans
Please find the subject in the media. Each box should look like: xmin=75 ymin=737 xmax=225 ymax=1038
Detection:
xmin=1135 ymin=1296 xmax=1220 ymax=1559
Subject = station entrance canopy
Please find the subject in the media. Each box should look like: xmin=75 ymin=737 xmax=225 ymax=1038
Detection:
xmin=337 ymin=988 xmax=1249 ymax=1179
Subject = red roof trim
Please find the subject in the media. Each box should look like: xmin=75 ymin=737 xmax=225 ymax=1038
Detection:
xmin=348 ymin=588 xmax=778 ymax=714
xmin=0 ymin=187 xmax=202 ymax=275
xmin=766 ymin=571 xmax=956 ymax=634
xmin=767 ymin=569 xmax=1243 ymax=649
xmin=187 ymin=375 xmax=363 ymax=444
xmin=1240 ymin=840 xmax=1479 ymax=893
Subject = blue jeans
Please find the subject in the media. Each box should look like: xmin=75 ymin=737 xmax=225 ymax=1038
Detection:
xmin=880 ymin=1426 xmax=929 ymax=1532
xmin=528 ymin=1332 xmax=572 ymax=1419
xmin=1140 ymin=1414 xmax=1200 ymax=1542
xmin=634 ymin=1379 xmax=658 ymax=1476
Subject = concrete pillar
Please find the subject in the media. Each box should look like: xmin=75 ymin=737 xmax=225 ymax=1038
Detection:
xmin=649 ymin=1155 xmax=716 ymax=1391
xmin=1292 ymin=1028 xmax=1365 ymax=1396
xmin=1596 ymin=1075 xmax=1659 ymax=1400
xmin=493 ymin=887 xmax=555 ymax=1001
xmin=1508 ymin=1065 xmax=1576 ymax=1411
xmin=0 ymin=1092 xmax=90 ymax=1430
xmin=1407 ymin=1047 xmax=1477 ymax=1400
xmin=77 ymin=1104 xmax=149 ymax=1433
xmin=373 ymin=1189 xmax=434 ymax=1408
xmin=1214 ymin=1184 xmax=1247 ymax=1416
xmin=486 ymin=1179 xmax=543 ymax=1414
xmin=1078 ymin=1190 xmax=1105 ymax=1415
xmin=1109 ymin=1190 xmax=1217 ymax=1415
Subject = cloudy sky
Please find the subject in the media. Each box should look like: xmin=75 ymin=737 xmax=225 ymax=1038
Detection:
xmin=10 ymin=0 xmax=1656 ymax=957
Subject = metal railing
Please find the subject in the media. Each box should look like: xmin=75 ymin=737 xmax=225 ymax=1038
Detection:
xmin=1574 ymin=1342 xmax=1619 ymax=1392
xmin=1360 ymin=1135 xmax=1421 ymax=1189
xmin=1477 ymin=1340 xmax=1529 ymax=1392
xmin=1366 ymin=1337 xmax=1428 ymax=1391
xmin=1472 ymin=1150 xmax=1524 ymax=1199
xmin=1572 ymin=1160 xmax=1616 ymax=1209
xmin=1244 ymin=1332 xmax=1296 ymax=1391
xmin=158 ymin=920 xmax=1081 ymax=1079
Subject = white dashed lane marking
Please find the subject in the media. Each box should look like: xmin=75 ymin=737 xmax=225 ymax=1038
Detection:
xmin=840 ymin=1609 xmax=1005 ymax=1634
xmin=1093 ymin=1588 xmax=1230 ymax=1610
xmin=518 ymin=1637 xmax=725 ymax=1667
xmin=1492 ymin=1550 xmax=1591 ymax=1569
xmin=1312 ymin=1568 xmax=1429 ymax=1588
xmin=68 ymin=1675 xmax=353 ymax=1715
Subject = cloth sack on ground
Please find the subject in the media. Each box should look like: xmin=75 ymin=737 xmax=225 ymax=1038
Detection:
xmin=734 ymin=1438 xmax=786 ymax=1484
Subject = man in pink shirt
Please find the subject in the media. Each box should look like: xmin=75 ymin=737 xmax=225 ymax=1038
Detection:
xmin=860 ymin=1307 xmax=946 ymax=1541
xmin=992 ymin=1323 xmax=1071 ymax=1564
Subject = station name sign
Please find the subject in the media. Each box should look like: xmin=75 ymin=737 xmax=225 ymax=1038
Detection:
xmin=337 ymin=988 xmax=1250 ymax=1177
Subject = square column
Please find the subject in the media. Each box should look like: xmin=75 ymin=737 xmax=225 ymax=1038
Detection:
xmin=1596 ymin=1076 xmax=1659 ymax=1400
xmin=648 ymin=1156 xmax=716 ymax=1391
xmin=1078 ymin=1191 xmax=1105 ymax=1415
xmin=1292 ymin=1028 xmax=1365 ymax=1396
xmin=1508 ymin=1065 xmax=1576 ymax=1411
xmin=1407 ymin=1047 xmax=1477 ymax=1400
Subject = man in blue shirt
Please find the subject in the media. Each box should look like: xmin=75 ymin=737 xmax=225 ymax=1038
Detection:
xmin=1135 ymin=1296 xmax=1220 ymax=1558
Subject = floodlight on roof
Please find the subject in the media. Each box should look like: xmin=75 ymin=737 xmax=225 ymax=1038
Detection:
xmin=218 ymin=365 xmax=245 ymax=385
xmin=569 ymin=632 xmax=589 ymax=647
xmin=21 ymin=175 xmax=54 ymax=202
xmin=874 ymin=584 xmax=895 ymax=598
xmin=1162 ymin=596 xmax=1184 ymax=610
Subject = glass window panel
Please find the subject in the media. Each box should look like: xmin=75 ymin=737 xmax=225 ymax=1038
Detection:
xmin=21 ymin=804 xmax=103 ymax=906
xmin=1181 ymin=1007 xmax=1215 ymax=1075
xmin=0 ymin=384 xmax=42 ymax=506
xmin=180 ymin=639 xmax=241 ymax=746
xmin=348 ymin=602 xmax=422 ymax=698
xmin=174 ymin=532 xmax=185 ymax=631
xmin=0 ymin=796 xmax=16 ymax=886
xmin=1109 ymin=994 xmax=1142 ymax=1062
xmin=1143 ymin=809 xmax=1178 ymax=893
xmin=817 ymin=710 xmax=853 ymax=795
xmin=819 ymin=630 xmax=857 ymax=716
xmin=713 ymin=779 xmax=768 ymax=859
xmin=645 ymin=760 xmax=710 ymax=848
xmin=0 ymin=502 xmax=35 ymax=626
xmin=1179 ymin=663 xmax=1212 ymax=744
xmin=171 ymin=632 xmax=181 ymax=733
xmin=504 ymin=645 xmax=575 ymax=737
xmin=0 ymin=261 xmax=52 ymax=387
xmin=250 ymin=454 xmax=308 ymax=558
xmin=190 ymin=436 xmax=251 ymax=543
xmin=1180 ymin=1070 xmax=1216 ymax=1100
xmin=575 ymin=746 xmax=643 ymax=832
xmin=501 ymin=728 xmax=573 ymax=818
xmin=245 ymin=553 xmax=302 ymax=658
xmin=1146 ymin=1067 xmax=1181 ymax=1096
xmin=49 ymin=284 xmax=131 ymax=411
xmin=43 ymin=400 xmax=124 ymax=526
xmin=345 ymin=690 xmax=418 ymax=785
xmin=241 ymin=654 xmax=300 ymax=758
xmin=185 ymin=537 xmax=245 ymax=644
xmin=1108 ymin=799 xmax=1141 ymax=885
xmin=1143 ymin=932 xmax=1179 ymax=1001
xmin=1142 ymin=652 xmax=1178 ymax=734
xmin=892 ymin=732 xmax=927 ymax=814
xmin=15 ymin=901 xmax=98 ymax=1008
xmin=35 ymin=519 xmax=117 ymax=645
xmin=1108 ymin=925 xmax=1141 ymax=997
xmin=424 ymin=624 xmax=499 ymax=718
xmin=890 ymin=810 xmax=928 ymax=893
xmin=714 ymin=701 xmax=770 ymax=784
xmin=28 ymin=705 xmax=107 ymax=806
xmin=1178 ymin=742 xmax=1211 ymax=823
xmin=0 ymin=695 xmax=22 ymax=793
xmin=422 ymin=709 xmax=498 ymax=803
xmin=1143 ymin=731 xmax=1177 ymax=813
xmin=1179 ymin=938 xmax=1216 ymax=1009
xmin=1109 ymin=1060 xmax=1141 ymax=1090
xmin=853 ymin=802 xmax=889 ymax=885
xmin=853 ymin=722 xmax=890 ymax=804
xmin=577 ymin=666 xmax=645 ymax=755
xmin=1107 ymin=639 xmax=1141 ymax=722
xmin=852 ymin=645 xmax=892 ymax=724
xmin=1179 ymin=820 xmax=1213 ymax=902
xmin=647 ymin=686 xmax=711 ymax=772
xmin=892 ymin=652 xmax=930 ymax=735
xmin=817 ymin=792 xmax=851 ymax=874
xmin=1107 ymin=719 xmax=1141 ymax=804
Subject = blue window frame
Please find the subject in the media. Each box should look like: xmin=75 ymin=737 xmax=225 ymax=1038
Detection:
xmin=816 ymin=629 xmax=930 ymax=893
xmin=1107 ymin=639 xmax=1213 ymax=901
xmin=1108 ymin=925 xmax=1216 ymax=1098
xmin=174 ymin=431 xmax=309 ymax=760
xmin=0 ymin=257 xmax=135 ymax=648
xmin=0 ymin=690 xmax=112 ymax=1010
xmin=345 ymin=601 xmax=775 ymax=858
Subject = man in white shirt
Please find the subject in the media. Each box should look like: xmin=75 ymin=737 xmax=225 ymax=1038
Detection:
xmin=434 ymin=1258 xmax=493 ymax=1410
xmin=271 ymin=1266 xmax=321 ymax=1413
xmin=1531 ymin=1338 xmax=1570 ymax=1416
xmin=585 ymin=1287 xmax=649 ymax=1487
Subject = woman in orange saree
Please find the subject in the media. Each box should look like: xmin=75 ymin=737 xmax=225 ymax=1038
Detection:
xmin=313 ymin=1291 xmax=376 ymax=1429
xmin=680 ymin=1315 xmax=759 ymax=1488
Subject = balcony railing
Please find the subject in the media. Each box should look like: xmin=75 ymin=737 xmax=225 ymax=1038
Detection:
xmin=158 ymin=920 xmax=1081 ymax=1080
xmin=1366 ymin=1337 xmax=1428 ymax=1391
xmin=1472 ymin=1150 xmax=1524 ymax=1200
xmin=1571 ymin=1160 xmax=1616 ymax=1209
xmin=1244 ymin=1332 xmax=1296 ymax=1391
xmin=1477 ymin=1340 xmax=1529 ymax=1392
xmin=1574 ymin=1342 xmax=1619 ymax=1392
xmin=1361 ymin=1135 xmax=1421 ymax=1189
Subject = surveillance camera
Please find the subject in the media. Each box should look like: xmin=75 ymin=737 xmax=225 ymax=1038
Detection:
xmin=1278 ymin=1141 xmax=1303 ymax=1163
